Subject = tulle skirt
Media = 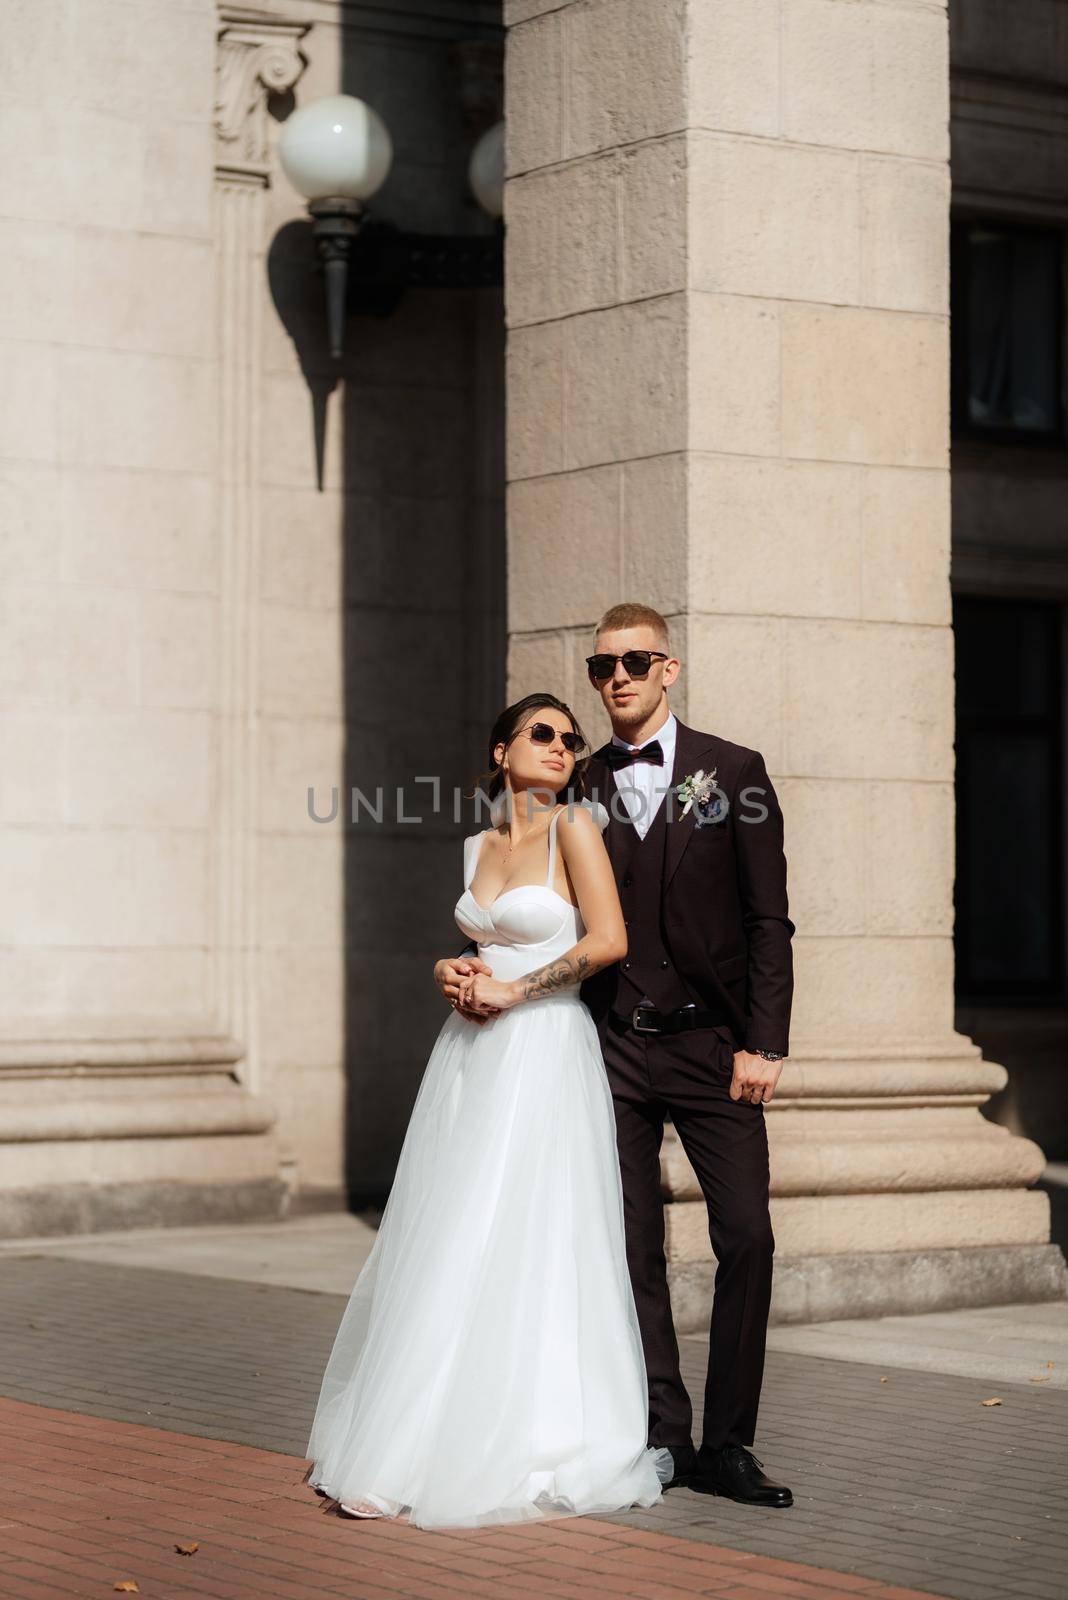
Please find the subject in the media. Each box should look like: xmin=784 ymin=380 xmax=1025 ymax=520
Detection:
xmin=305 ymin=992 xmax=671 ymax=1529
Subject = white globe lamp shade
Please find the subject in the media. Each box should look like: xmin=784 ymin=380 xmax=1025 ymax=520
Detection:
xmin=278 ymin=94 xmax=392 ymax=203
xmin=468 ymin=120 xmax=504 ymax=219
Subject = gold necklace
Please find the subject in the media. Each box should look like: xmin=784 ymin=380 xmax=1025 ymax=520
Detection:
xmin=499 ymin=813 xmax=546 ymax=858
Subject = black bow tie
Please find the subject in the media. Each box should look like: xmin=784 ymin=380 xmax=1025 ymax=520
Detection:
xmin=605 ymin=739 xmax=664 ymax=770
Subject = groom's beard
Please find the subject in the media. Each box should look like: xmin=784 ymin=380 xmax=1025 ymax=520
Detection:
xmin=609 ymin=702 xmax=656 ymax=734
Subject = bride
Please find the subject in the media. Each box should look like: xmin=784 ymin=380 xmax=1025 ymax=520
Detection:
xmin=304 ymin=692 xmax=672 ymax=1528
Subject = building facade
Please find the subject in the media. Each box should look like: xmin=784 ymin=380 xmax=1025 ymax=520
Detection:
xmin=0 ymin=0 xmax=1063 ymax=1321
xmin=948 ymin=3 xmax=1068 ymax=1176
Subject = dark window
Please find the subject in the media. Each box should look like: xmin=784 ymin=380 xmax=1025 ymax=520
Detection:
xmin=951 ymin=222 xmax=1063 ymax=440
xmin=954 ymin=597 xmax=1064 ymax=999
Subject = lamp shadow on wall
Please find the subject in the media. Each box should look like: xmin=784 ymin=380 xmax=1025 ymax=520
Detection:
xmin=268 ymin=222 xmax=338 ymax=492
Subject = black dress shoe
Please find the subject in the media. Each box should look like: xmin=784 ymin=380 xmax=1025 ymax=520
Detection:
xmin=659 ymin=1443 xmax=700 ymax=1489
xmin=696 ymin=1445 xmax=793 ymax=1507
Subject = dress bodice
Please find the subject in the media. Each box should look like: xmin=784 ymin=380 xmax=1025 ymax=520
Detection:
xmin=454 ymin=801 xmax=608 ymax=984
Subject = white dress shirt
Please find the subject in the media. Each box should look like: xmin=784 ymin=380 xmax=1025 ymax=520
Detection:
xmin=609 ymin=711 xmax=677 ymax=839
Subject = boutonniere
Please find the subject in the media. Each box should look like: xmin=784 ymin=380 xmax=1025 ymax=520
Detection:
xmin=674 ymin=767 xmax=725 ymax=826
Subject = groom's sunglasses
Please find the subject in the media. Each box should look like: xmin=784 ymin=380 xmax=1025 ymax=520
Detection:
xmin=586 ymin=650 xmax=669 ymax=682
xmin=510 ymin=721 xmax=587 ymax=756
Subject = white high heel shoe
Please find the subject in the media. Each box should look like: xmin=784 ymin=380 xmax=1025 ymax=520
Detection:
xmin=339 ymin=1492 xmax=394 ymax=1519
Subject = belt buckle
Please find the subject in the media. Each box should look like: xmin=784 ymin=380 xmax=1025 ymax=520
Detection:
xmin=632 ymin=1005 xmax=661 ymax=1034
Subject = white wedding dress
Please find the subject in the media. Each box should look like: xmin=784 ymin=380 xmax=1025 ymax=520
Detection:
xmin=305 ymin=800 xmax=671 ymax=1529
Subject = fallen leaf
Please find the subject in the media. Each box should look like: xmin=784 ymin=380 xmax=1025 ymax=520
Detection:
xmin=1031 ymin=1376 xmax=1050 ymax=1384
xmin=879 ymin=1376 xmax=888 ymax=1384
xmin=981 ymin=1397 xmax=1002 ymax=1407
xmin=175 ymin=1542 xmax=199 ymax=1556
xmin=114 ymin=1584 xmax=140 ymax=1594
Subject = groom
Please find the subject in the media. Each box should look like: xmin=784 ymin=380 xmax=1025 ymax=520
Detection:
xmin=435 ymin=602 xmax=795 ymax=1507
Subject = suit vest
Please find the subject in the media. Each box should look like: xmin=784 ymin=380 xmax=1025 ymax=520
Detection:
xmin=608 ymin=793 xmax=696 ymax=1017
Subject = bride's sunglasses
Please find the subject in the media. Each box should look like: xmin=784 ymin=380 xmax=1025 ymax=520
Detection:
xmin=586 ymin=650 xmax=669 ymax=681
xmin=509 ymin=721 xmax=587 ymax=756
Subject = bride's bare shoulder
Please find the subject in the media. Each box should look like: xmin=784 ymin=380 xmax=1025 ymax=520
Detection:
xmin=554 ymin=798 xmax=610 ymax=846
xmin=554 ymin=798 xmax=609 ymax=834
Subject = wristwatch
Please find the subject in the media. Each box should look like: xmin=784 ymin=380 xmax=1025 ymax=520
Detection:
xmin=754 ymin=1048 xmax=785 ymax=1061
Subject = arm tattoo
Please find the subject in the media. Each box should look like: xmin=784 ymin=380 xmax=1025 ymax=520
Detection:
xmin=520 ymin=951 xmax=610 ymax=1001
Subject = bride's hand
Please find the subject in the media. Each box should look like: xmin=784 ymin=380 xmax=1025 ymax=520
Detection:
xmin=458 ymin=972 xmax=521 ymax=1015
xmin=435 ymin=955 xmax=493 ymax=1003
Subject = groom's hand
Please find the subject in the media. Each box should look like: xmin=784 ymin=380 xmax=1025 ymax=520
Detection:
xmin=730 ymin=1050 xmax=783 ymax=1106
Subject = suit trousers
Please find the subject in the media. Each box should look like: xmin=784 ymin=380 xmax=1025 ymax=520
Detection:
xmin=604 ymin=1019 xmax=774 ymax=1453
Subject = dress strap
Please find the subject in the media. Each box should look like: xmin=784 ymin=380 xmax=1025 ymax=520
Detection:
xmin=545 ymin=806 xmax=564 ymax=889
xmin=463 ymin=830 xmax=488 ymax=891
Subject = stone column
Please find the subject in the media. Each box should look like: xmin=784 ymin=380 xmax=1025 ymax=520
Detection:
xmin=503 ymin=0 xmax=1063 ymax=1321
xmin=0 ymin=3 xmax=307 ymax=1236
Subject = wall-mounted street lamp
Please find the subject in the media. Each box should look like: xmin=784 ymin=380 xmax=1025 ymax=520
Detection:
xmin=279 ymin=94 xmax=504 ymax=360
xmin=278 ymin=95 xmax=392 ymax=360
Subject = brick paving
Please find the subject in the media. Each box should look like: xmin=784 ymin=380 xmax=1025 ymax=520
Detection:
xmin=0 ymin=1397 xmax=948 ymax=1600
xmin=0 ymin=1255 xmax=1064 ymax=1600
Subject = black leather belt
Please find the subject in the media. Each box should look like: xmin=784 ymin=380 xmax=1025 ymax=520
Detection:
xmin=609 ymin=1004 xmax=727 ymax=1037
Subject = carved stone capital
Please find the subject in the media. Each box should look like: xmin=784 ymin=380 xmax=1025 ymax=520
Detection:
xmin=215 ymin=5 xmax=309 ymax=173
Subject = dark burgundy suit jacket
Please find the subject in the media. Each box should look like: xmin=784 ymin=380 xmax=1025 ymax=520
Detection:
xmin=579 ymin=719 xmax=795 ymax=1057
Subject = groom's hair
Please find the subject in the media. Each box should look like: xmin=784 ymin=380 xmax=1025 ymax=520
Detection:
xmin=595 ymin=602 xmax=670 ymax=650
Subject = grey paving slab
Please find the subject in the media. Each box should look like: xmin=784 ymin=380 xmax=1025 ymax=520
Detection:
xmin=0 ymin=1253 xmax=1065 ymax=1600
xmin=8 ymin=1211 xmax=1066 ymax=1390
xmin=0 ymin=1254 xmax=337 ymax=1455
xmin=764 ymin=1297 xmax=1068 ymax=1389
xmin=0 ymin=1212 xmax=378 ymax=1295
